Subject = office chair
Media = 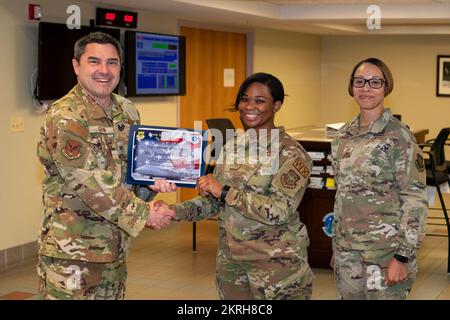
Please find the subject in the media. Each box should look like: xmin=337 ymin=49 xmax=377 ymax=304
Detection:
xmin=423 ymin=132 xmax=450 ymax=174
xmin=192 ymin=118 xmax=236 ymax=252
xmin=205 ymin=118 xmax=236 ymax=136
xmin=205 ymin=118 xmax=236 ymax=164
xmin=420 ymin=127 xmax=450 ymax=273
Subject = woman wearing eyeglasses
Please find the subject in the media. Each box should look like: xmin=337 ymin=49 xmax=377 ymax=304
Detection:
xmin=330 ymin=58 xmax=428 ymax=299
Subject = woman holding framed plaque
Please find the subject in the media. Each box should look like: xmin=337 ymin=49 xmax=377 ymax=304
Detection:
xmin=155 ymin=73 xmax=314 ymax=300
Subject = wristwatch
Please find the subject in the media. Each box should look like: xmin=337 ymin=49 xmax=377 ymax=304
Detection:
xmin=393 ymin=254 xmax=409 ymax=263
xmin=220 ymin=185 xmax=231 ymax=204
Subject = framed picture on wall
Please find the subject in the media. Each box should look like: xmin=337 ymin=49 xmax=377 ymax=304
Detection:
xmin=436 ymin=55 xmax=450 ymax=96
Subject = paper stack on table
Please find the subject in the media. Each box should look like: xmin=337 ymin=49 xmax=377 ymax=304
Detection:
xmin=325 ymin=122 xmax=345 ymax=137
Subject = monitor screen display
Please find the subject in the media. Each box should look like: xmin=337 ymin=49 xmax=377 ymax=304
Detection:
xmin=37 ymin=22 xmax=120 ymax=101
xmin=125 ymin=31 xmax=186 ymax=96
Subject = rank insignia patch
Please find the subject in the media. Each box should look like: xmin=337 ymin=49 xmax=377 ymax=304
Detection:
xmin=281 ymin=170 xmax=300 ymax=189
xmin=415 ymin=153 xmax=424 ymax=172
xmin=62 ymin=140 xmax=82 ymax=160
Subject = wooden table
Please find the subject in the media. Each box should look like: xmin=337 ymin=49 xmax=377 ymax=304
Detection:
xmin=413 ymin=129 xmax=429 ymax=144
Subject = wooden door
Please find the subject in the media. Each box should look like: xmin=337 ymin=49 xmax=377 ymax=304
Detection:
xmin=179 ymin=26 xmax=246 ymax=202
xmin=180 ymin=27 xmax=213 ymax=131
xmin=211 ymin=30 xmax=247 ymax=128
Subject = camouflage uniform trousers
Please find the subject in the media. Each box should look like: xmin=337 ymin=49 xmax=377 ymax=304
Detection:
xmin=334 ymin=247 xmax=417 ymax=300
xmin=37 ymin=255 xmax=127 ymax=300
xmin=216 ymin=250 xmax=313 ymax=300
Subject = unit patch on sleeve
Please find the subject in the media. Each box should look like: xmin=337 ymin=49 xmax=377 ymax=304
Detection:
xmin=62 ymin=140 xmax=82 ymax=160
xmin=292 ymin=158 xmax=310 ymax=179
xmin=281 ymin=170 xmax=300 ymax=189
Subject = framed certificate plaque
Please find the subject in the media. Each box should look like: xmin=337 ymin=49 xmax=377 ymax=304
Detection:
xmin=126 ymin=125 xmax=207 ymax=188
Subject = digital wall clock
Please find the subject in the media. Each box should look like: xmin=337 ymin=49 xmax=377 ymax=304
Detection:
xmin=96 ymin=8 xmax=138 ymax=28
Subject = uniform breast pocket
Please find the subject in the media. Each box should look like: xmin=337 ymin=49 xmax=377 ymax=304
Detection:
xmin=114 ymin=121 xmax=132 ymax=160
xmin=89 ymin=130 xmax=115 ymax=171
xmin=366 ymin=142 xmax=395 ymax=183
xmin=350 ymin=140 xmax=395 ymax=191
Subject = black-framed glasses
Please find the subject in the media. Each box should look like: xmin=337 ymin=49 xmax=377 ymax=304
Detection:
xmin=351 ymin=77 xmax=385 ymax=89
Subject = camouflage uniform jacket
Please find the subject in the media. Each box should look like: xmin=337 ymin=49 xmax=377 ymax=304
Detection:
xmin=37 ymin=84 xmax=155 ymax=263
xmin=331 ymin=109 xmax=428 ymax=259
xmin=173 ymin=128 xmax=312 ymax=260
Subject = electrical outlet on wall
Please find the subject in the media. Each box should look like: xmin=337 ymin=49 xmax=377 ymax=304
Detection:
xmin=10 ymin=117 xmax=25 ymax=133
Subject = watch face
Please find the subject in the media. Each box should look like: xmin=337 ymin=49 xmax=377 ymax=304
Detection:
xmin=221 ymin=185 xmax=230 ymax=201
xmin=394 ymin=254 xmax=409 ymax=263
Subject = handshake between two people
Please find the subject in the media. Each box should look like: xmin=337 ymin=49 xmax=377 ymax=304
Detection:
xmin=146 ymin=200 xmax=175 ymax=230
xmin=145 ymin=174 xmax=224 ymax=230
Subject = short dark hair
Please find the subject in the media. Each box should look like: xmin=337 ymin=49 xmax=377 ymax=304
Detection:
xmin=74 ymin=32 xmax=123 ymax=63
xmin=348 ymin=57 xmax=394 ymax=97
xmin=232 ymin=72 xmax=285 ymax=111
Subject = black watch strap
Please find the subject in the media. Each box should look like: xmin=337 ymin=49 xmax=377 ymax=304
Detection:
xmin=220 ymin=185 xmax=231 ymax=203
xmin=393 ymin=254 xmax=409 ymax=263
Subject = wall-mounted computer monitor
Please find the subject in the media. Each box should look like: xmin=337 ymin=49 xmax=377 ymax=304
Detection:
xmin=37 ymin=22 xmax=120 ymax=101
xmin=125 ymin=30 xmax=186 ymax=97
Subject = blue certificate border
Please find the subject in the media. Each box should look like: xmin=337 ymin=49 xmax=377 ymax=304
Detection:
xmin=126 ymin=125 xmax=207 ymax=188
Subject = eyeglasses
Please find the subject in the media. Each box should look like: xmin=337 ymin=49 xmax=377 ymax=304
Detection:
xmin=351 ymin=77 xmax=385 ymax=89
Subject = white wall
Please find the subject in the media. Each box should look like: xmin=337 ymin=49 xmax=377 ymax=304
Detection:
xmin=1 ymin=0 xmax=49 ymax=251
xmin=254 ymin=28 xmax=322 ymax=130
xmin=0 ymin=0 xmax=180 ymax=250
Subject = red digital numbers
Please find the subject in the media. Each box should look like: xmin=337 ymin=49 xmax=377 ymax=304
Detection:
xmin=105 ymin=12 xmax=116 ymax=21
xmin=97 ymin=8 xmax=137 ymax=28
xmin=124 ymin=15 xmax=134 ymax=23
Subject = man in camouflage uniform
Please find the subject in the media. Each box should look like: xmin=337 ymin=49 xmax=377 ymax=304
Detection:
xmin=36 ymin=32 xmax=174 ymax=299
xmin=156 ymin=73 xmax=314 ymax=299
xmin=331 ymin=58 xmax=428 ymax=299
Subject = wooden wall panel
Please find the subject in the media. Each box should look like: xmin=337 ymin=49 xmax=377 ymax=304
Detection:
xmin=180 ymin=26 xmax=213 ymax=130
xmin=211 ymin=31 xmax=246 ymax=130
xmin=179 ymin=26 xmax=246 ymax=202
xmin=180 ymin=27 xmax=212 ymax=202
